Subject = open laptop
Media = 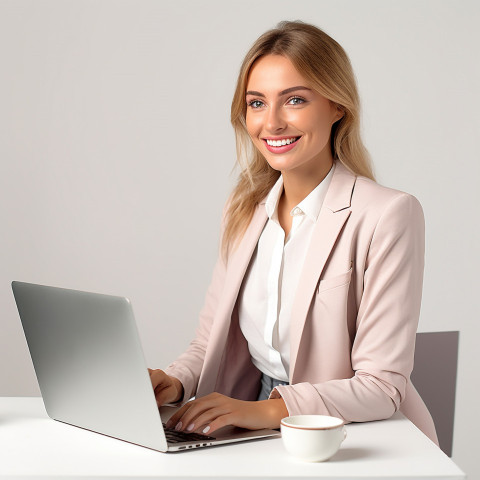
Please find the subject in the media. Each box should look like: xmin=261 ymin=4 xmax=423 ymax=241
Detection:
xmin=11 ymin=281 xmax=280 ymax=452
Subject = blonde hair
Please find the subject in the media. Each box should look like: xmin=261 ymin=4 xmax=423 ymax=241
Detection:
xmin=223 ymin=20 xmax=374 ymax=258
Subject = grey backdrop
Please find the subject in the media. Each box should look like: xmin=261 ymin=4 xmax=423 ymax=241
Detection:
xmin=1 ymin=0 xmax=478 ymax=477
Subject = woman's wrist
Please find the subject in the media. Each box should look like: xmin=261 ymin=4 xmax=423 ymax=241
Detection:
xmin=263 ymin=398 xmax=289 ymax=428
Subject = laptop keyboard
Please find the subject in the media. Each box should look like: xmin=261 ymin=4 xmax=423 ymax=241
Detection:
xmin=163 ymin=423 xmax=216 ymax=443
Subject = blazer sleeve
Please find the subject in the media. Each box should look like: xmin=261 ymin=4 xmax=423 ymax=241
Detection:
xmin=271 ymin=193 xmax=425 ymax=423
xmin=163 ymin=208 xmax=228 ymax=403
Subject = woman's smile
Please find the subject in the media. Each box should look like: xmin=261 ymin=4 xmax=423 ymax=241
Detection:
xmin=263 ymin=136 xmax=301 ymax=153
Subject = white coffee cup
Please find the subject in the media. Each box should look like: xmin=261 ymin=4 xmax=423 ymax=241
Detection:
xmin=280 ymin=415 xmax=347 ymax=462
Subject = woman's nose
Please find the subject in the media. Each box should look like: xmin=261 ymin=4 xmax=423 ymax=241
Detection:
xmin=265 ymin=105 xmax=287 ymax=132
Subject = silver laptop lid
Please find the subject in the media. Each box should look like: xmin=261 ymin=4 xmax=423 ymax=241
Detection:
xmin=12 ymin=281 xmax=168 ymax=452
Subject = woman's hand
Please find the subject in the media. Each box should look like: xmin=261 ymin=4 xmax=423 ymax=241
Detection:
xmin=165 ymin=392 xmax=288 ymax=435
xmin=148 ymin=369 xmax=184 ymax=406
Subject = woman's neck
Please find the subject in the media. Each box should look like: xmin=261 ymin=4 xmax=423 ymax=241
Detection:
xmin=280 ymin=159 xmax=333 ymax=211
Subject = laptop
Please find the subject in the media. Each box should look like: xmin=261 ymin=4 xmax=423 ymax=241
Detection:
xmin=11 ymin=281 xmax=280 ymax=452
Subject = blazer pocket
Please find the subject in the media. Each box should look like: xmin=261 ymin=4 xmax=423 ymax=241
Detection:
xmin=317 ymin=265 xmax=353 ymax=294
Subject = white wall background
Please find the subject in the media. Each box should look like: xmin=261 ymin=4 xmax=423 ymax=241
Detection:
xmin=1 ymin=0 xmax=478 ymax=476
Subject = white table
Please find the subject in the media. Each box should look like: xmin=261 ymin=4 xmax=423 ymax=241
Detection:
xmin=0 ymin=397 xmax=465 ymax=479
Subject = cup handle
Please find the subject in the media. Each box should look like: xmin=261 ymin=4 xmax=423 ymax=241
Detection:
xmin=342 ymin=426 xmax=347 ymax=442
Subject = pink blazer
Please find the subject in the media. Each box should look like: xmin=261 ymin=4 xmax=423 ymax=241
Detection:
xmin=165 ymin=160 xmax=438 ymax=445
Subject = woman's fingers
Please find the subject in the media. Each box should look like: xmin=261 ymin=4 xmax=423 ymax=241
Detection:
xmin=165 ymin=401 xmax=194 ymax=429
xmin=149 ymin=369 xmax=167 ymax=389
xmin=167 ymin=393 xmax=239 ymax=433
xmin=201 ymin=413 xmax=235 ymax=435
xmin=183 ymin=406 xmax=231 ymax=434
xmin=148 ymin=369 xmax=182 ymax=406
xmin=153 ymin=384 xmax=175 ymax=407
xmin=166 ymin=393 xmax=223 ymax=429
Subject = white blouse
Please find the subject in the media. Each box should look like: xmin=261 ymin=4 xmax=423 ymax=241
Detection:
xmin=238 ymin=164 xmax=334 ymax=382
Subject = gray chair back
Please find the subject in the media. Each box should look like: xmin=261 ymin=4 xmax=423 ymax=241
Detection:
xmin=411 ymin=331 xmax=459 ymax=457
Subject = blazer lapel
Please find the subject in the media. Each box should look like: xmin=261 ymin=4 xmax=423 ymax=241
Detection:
xmin=289 ymin=161 xmax=357 ymax=380
xmin=197 ymin=203 xmax=268 ymax=397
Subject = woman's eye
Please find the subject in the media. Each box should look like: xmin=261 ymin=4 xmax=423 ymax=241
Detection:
xmin=288 ymin=96 xmax=305 ymax=105
xmin=247 ymin=100 xmax=264 ymax=109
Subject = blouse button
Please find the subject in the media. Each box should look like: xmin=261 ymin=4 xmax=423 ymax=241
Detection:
xmin=292 ymin=207 xmax=302 ymax=216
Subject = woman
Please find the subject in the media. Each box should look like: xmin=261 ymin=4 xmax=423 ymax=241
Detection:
xmin=149 ymin=20 xmax=438 ymax=444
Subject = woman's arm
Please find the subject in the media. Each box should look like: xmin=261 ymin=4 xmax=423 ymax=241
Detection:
xmin=272 ymin=192 xmax=425 ymax=422
xmin=165 ymin=393 xmax=288 ymax=434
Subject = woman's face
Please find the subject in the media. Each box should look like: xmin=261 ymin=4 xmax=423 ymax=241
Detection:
xmin=245 ymin=54 xmax=342 ymax=175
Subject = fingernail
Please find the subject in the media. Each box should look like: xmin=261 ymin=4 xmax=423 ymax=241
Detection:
xmin=174 ymin=422 xmax=182 ymax=431
xmin=203 ymin=426 xmax=211 ymax=434
xmin=186 ymin=423 xmax=195 ymax=432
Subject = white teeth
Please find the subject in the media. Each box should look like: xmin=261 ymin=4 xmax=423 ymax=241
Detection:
xmin=266 ymin=137 xmax=297 ymax=147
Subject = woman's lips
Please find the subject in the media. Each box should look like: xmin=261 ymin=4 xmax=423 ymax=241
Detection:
xmin=263 ymin=136 xmax=301 ymax=154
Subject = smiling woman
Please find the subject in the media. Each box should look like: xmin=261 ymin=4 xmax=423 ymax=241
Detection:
xmin=245 ymin=55 xmax=342 ymax=232
xmin=246 ymin=56 xmax=342 ymax=171
xmin=148 ymin=20 xmax=439 ymax=446
xmin=243 ymin=55 xmax=343 ymax=238
xmin=225 ymin=21 xmax=372 ymax=255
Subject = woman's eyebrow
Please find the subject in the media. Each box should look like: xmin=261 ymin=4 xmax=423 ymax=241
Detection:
xmin=245 ymin=86 xmax=311 ymax=97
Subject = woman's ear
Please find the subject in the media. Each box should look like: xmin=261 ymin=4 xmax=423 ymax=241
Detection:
xmin=332 ymin=104 xmax=345 ymax=124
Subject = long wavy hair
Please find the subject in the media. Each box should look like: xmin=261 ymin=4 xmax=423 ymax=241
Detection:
xmin=222 ymin=20 xmax=374 ymax=259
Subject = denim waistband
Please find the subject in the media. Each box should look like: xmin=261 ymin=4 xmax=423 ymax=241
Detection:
xmin=257 ymin=373 xmax=289 ymax=401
